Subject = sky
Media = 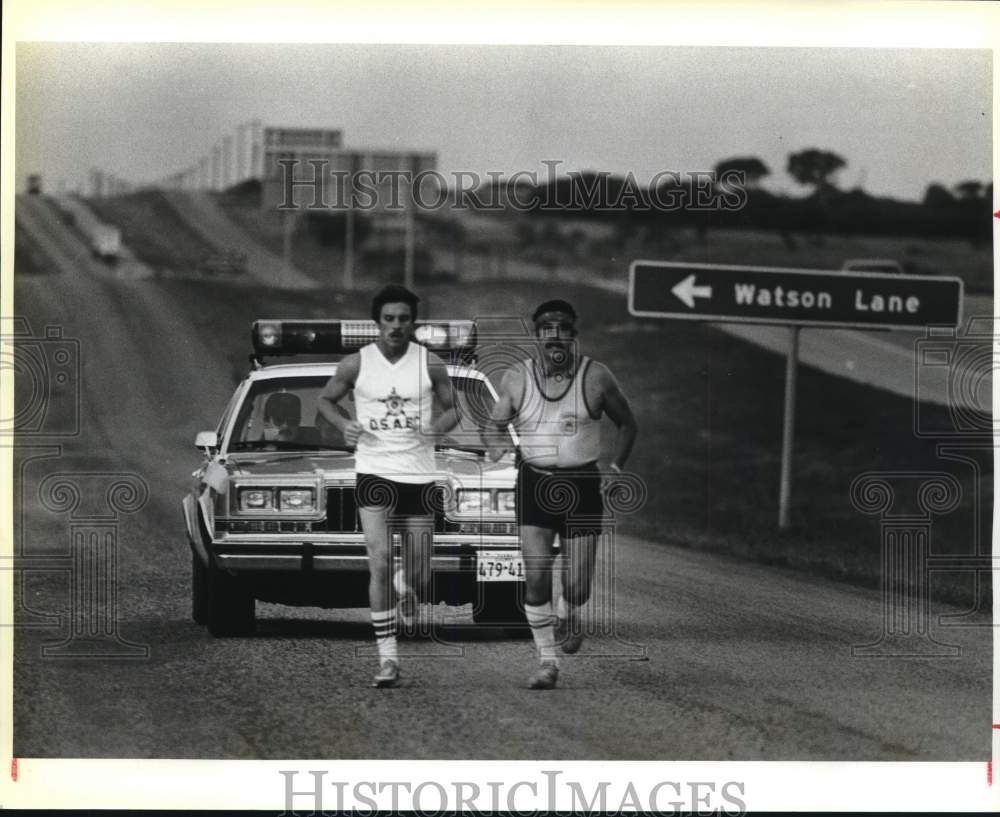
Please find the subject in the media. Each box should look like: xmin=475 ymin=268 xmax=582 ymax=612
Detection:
xmin=14 ymin=42 xmax=993 ymax=201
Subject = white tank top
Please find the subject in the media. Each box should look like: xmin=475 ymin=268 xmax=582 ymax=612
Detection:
xmin=514 ymin=356 xmax=602 ymax=468
xmin=353 ymin=342 xmax=436 ymax=483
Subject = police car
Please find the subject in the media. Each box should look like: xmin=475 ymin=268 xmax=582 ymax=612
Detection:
xmin=183 ymin=318 xmax=524 ymax=636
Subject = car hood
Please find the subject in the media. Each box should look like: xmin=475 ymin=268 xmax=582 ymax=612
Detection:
xmin=221 ymin=451 xmax=516 ymax=488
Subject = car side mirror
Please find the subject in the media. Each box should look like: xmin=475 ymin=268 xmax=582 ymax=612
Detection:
xmin=195 ymin=431 xmax=219 ymax=452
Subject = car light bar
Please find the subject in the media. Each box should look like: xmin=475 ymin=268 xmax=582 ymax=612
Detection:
xmin=251 ymin=319 xmax=477 ymax=359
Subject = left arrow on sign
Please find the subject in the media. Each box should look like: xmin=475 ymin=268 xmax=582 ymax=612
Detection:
xmin=671 ymin=274 xmax=713 ymax=308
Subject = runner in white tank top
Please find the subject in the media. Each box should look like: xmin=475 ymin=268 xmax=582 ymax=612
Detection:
xmin=317 ymin=285 xmax=459 ymax=688
xmin=353 ymin=340 xmax=436 ymax=482
xmin=486 ymin=299 xmax=638 ymax=690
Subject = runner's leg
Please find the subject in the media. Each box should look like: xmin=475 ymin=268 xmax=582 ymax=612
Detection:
xmin=558 ymin=526 xmax=599 ymax=652
xmin=360 ymin=504 xmax=398 ymax=675
xmin=521 ymin=524 xmax=559 ymax=665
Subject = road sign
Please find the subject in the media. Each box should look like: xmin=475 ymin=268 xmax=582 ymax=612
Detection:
xmin=629 ymin=260 xmax=963 ymax=330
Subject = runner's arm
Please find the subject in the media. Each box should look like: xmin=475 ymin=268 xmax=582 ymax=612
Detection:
xmin=482 ymin=367 xmax=522 ymax=456
xmin=591 ymin=362 xmax=638 ymax=470
xmin=317 ymin=353 xmax=361 ymax=437
xmin=428 ymin=352 xmax=459 ymax=435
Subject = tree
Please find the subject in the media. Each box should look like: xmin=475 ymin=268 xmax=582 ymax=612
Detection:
xmin=713 ymin=156 xmax=770 ymax=188
xmin=923 ymin=183 xmax=956 ymax=207
xmin=786 ymin=149 xmax=847 ymax=191
xmin=953 ymin=180 xmax=984 ymax=201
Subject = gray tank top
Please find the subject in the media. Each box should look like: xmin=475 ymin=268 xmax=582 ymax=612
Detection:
xmin=514 ymin=356 xmax=601 ymax=468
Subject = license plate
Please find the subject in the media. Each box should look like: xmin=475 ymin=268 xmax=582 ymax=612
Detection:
xmin=476 ymin=550 xmax=524 ymax=582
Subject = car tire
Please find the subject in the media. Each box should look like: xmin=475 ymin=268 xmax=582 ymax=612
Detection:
xmin=472 ymin=583 xmax=527 ymax=627
xmin=205 ymin=559 xmax=256 ymax=637
xmin=192 ymin=551 xmax=209 ymax=625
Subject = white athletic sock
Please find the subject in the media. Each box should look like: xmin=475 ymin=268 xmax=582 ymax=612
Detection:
xmin=371 ymin=609 xmax=398 ymax=665
xmin=524 ymin=602 xmax=559 ymax=664
xmin=554 ymin=594 xmax=568 ymax=621
xmin=393 ymin=568 xmax=411 ymax=597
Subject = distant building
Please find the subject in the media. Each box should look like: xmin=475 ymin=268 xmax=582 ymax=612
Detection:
xmin=260 ymin=126 xmax=437 ymax=214
xmin=262 ymin=127 xmax=344 ymax=180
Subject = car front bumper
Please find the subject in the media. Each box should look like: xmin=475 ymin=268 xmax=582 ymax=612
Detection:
xmin=207 ymin=533 xmax=522 ymax=573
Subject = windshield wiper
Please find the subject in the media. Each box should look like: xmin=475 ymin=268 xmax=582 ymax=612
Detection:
xmin=231 ymin=441 xmax=353 ymax=453
xmin=437 ymin=444 xmax=487 ymax=456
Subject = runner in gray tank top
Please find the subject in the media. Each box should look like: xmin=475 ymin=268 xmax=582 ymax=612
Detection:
xmin=486 ymin=299 xmax=638 ymax=689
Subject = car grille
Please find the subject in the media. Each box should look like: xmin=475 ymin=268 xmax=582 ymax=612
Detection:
xmin=216 ymin=520 xmax=314 ymax=533
xmin=323 ymin=487 xmax=361 ymax=532
xmin=320 ymin=486 xmax=450 ymax=533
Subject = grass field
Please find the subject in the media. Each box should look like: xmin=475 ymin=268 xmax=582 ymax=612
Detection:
xmin=86 ymin=191 xmax=220 ymax=274
xmin=213 ymin=192 xmax=330 ymax=278
xmin=215 ymin=192 xmax=445 ymax=287
xmin=438 ymin=208 xmax=994 ymax=292
xmin=14 ymin=223 xmax=50 ymax=276
xmin=96 ymin=185 xmax=994 ymax=294
xmin=161 ymin=275 xmax=991 ymax=609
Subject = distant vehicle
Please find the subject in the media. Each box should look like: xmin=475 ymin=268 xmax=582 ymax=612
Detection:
xmin=27 ymin=174 xmax=42 ymax=195
xmin=841 ymin=258 xmax=905 ymax=275
xmin=91 ymin=224 xmax=122 ymax=262
xmin=54 ymin=196 xmax=122 ymax=263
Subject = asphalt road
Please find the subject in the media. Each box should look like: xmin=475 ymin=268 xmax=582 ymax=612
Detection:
xmin=10 ymin=198 xmax=991 ymax=760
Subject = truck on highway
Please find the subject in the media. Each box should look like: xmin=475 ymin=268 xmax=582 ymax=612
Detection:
xmin=54 ymin=196 xmax=122 ymax=263
xmin=90 ymin=223 xmax=122 ymax=262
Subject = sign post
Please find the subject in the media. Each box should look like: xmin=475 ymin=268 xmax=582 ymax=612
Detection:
xmin=628 ymin=260 xmax=964 ymax=529
xmin=778 ymin=326 xmax=800 ymax=530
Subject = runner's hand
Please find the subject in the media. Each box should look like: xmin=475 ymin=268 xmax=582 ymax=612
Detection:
xmin=487 ymin=444 xmax=511 ymax=462
xmin=343 ymin=420 xmax=364 ymax=446
xmin=601 ymin=463 xmax=623 ymax=496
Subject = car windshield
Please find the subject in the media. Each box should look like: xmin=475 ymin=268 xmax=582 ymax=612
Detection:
xmin=225 ymin=371 xmax=507 ymax=455
xmin=436 ymin=372 xmax=501 ymax=454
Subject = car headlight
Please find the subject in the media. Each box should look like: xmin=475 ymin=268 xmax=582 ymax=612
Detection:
xmin=497 ymin=490 xmax=516 ymax=513
xmin=279 ymin=488 xmax=315 ymax=512
xmin=457 ymin=489 xmax=488 ymax=513
xmin=239 ymin=488 xmax=274 ymax=511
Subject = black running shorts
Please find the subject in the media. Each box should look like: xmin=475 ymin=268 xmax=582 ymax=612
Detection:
xmin=515 ymin=461 xmax=605 ymax=536
xmin=356 ymin=473 xmax=440 ymax=518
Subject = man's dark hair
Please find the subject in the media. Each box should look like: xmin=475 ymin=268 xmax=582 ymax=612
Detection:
xmin=371 ymin=284 xmax=420 ymax=322
xmin=532 ymin=299 xmax=577 ymax=324
xmin=264 ymin=392 xmax=301 ymax=424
